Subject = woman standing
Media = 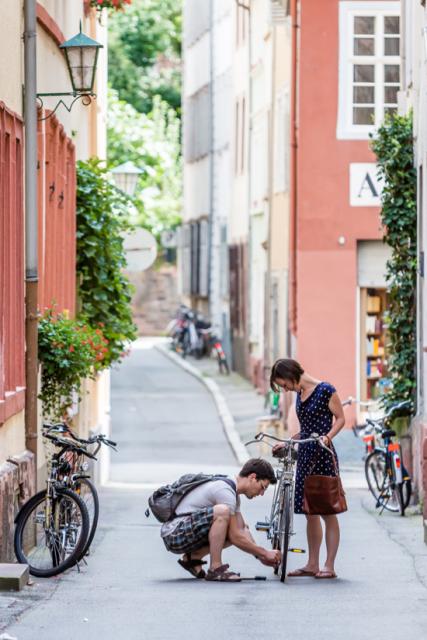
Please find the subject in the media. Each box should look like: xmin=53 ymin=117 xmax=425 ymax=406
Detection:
xmin=270 ymin=358 xmax=345 ymax=579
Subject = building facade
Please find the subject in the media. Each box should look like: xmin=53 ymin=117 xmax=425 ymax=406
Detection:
xmin=181 ymin=0 xmax=400 ymax=422
xmin=291 ymin=0 xmax=399 ymax=413
xmin=400 ymin=0 xmax=427 ymax=533
xmin=0 ymin=0 xmax=108 ymax=560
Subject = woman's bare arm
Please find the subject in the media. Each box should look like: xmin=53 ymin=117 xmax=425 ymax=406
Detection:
xmin=324 ymin=392 xmax=345 ymax=442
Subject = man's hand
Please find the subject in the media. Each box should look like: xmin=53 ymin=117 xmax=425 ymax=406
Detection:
xmin=258 ymin=549 xmax=281 ymax=567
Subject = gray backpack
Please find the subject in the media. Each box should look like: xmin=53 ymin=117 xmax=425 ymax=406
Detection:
xmin=147 ymin=473 xmax=236 ymax=523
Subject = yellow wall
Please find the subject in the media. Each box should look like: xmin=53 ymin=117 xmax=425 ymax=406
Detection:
xmin=0 ymin=412 xmax=26 ymax=465
xmin=0 ymin=1 xmax=23 ymax=115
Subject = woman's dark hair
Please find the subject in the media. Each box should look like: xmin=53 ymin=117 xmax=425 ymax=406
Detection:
xmin=239 ymin=458 xmax=277 ymax=484
xmin=270 ymin=358 xmax=304 ymax=392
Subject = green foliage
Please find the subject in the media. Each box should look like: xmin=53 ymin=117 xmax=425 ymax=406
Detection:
xmin=371 ymin=113 xmax=417 ymax=413
xmin=38 ymin=311 xmax=109 ymax=420
xmin=107 ymin=89 xmax=182 ymax=237
xmin=108 ymin=0 xmax=182 ymax=114
xmin=76 ymin=159 xmax=137 ymax=367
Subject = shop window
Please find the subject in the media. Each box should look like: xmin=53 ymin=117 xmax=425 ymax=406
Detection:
xmin=337 ymin=1 xmax=400 ymax=140
xmin=360 ymin=287 xmax=391 ymax=401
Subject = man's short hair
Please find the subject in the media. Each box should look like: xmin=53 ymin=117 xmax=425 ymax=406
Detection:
xmin=239 ymin=458 xmax=277 ymax=484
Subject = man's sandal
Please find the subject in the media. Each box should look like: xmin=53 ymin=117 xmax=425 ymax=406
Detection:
xmin=205 ymin=564 xmax=241 ymax=582
xmin=177 ymin=554 xmax=207 ymax=579
xmin=287 ymin=568 xmax=317 ymax=577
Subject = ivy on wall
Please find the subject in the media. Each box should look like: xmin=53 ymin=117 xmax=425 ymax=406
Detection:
xmin=371 ymin=112 xmax=417 ymax=413
xmin=76 ymin=159 xmax=137 ymax=368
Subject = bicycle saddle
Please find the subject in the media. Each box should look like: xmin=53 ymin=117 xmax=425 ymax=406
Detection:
xmin=381 ymin=429 xmax=396 ymax=439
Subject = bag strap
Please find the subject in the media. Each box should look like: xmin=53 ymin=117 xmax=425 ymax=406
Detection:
xmin=307 ymin=443 xmax=339 ymax=476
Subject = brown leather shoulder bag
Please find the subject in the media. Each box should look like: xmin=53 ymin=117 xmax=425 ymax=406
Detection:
xmin=302 ymin=448 xmax=348 ymax=515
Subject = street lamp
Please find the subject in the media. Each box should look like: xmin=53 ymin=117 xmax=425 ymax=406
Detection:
xmin=111 ymin=161 xmax=143 ymax=197
xmin=60 ymin=23 xmax=103 ymax=94
xmin=36 ymin=22 xmax=103 ymax=120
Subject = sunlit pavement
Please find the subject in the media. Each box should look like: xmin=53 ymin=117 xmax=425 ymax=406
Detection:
xmin=4 ymin=341 xmax=427 ymax=640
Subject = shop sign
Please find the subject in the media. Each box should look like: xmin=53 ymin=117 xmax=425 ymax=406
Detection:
xmin=349 ymin=163 xmax=382 ymax=207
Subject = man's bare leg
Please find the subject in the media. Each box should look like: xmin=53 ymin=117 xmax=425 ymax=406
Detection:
xmin=208 ymin=504 xmax=231 ymax=570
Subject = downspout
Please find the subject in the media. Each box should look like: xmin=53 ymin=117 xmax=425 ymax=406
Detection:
xmin=264 ymin=22 xmax=277 ymax=387
xmin=208 ymin=0 xmax=214 ymax=314
xmin=24 ymin=0 xmax=39 ymax=467
xmin=235 ymin=0 xmax=252 ymax=375
xmin=289 ymin=0 xmax=299 ymax=353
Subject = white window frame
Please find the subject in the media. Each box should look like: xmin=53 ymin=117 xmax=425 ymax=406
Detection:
xmin=337 ymin=1 xmax=400 ymax=140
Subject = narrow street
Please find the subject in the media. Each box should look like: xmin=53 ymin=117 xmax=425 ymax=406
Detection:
xmin=4 ymin=342 xmax=427 ymax=640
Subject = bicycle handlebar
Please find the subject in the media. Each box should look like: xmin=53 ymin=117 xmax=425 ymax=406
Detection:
xmin=246 ymin=432 xmax=334 ymax=455
xmin=43 ymin=423 xmax=118 ymax=451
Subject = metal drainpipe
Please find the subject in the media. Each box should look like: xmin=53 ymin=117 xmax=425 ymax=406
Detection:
xmin=235 ymin=0 xmax=252 ymax=374
xmin=264 ymin=22 xmax=277 ymax=390
xmin=207 ymin=0 xmax=215 ymax=316
xmin=289 ymin=0 xmax=299 ymax=352
xmin=24 ymin=0 xmax=39 ymax=467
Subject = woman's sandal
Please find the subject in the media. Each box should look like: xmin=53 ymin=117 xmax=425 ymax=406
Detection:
xmin=177 ymin=554 xmax=207 ymax=579
xmin=205 ymin=564 xmax=241 ymax=582
xmin=314 ymin=570 xmax=337 ymax=579
xmin=287 ymin=568 xmax=317 ymax=577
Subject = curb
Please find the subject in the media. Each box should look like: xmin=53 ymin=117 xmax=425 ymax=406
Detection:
xmin=155 ymin=343 xmax=250 ymax=465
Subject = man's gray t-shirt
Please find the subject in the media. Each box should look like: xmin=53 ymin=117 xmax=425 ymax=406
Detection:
xmin=160 ymin=479 xmax=240 ymax=537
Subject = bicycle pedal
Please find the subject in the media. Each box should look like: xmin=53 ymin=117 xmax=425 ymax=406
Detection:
xmin=255 ymin=522 xmax=270 ymax=532
xmin=289 ymin=548 xmax=306 ymax=553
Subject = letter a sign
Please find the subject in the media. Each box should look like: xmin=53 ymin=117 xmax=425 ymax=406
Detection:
xmin=349 ymin=163 xmax=382 ymax=207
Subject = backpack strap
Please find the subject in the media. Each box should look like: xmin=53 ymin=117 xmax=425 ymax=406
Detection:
xmin=172 ymin=476 xmax=237 ymax=520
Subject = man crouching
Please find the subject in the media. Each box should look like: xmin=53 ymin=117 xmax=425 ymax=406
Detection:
xmin=161 ymin=458 xmax=281 ymax=582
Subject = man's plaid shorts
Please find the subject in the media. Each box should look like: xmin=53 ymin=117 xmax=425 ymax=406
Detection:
xmin=162 ymin=507 xmax=214 ymax=554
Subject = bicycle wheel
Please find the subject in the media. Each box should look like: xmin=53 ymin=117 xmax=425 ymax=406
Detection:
xmin=74 ymin=477 xmax=99 ymax=558
xmin=278 ymin=484 xmax=292 ymax=583
xmin=269 ymin=483 xmax=282 ymax=576
xmin=365 ymin=451 xmax=400 ymax=513
xmin=14 ymin=487 xmax=90 ymax=577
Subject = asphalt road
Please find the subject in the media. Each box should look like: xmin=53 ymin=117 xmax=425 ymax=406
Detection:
xmin=4 ymin=340 xmax=427 ymax=640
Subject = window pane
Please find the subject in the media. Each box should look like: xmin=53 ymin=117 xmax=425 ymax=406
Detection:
xmin=384 ymin=37 xmax=400 ymax=56
xmin=353 ymin=86 xmax=375 ymax=104
xmin=384 ymin=16 xmax=399 ymax=34
xmin=384 ymin=106 xmax=397 ymax=118
xmin=384 ymin=65 xmax=400 ymax=83
xmin=354 ymin=37 xmax=375 ymax=56
xmin=354 ymin=16 xmax=375 ymax=35
xmin=384 ymin=86 xmax=398 ymax=104
xmin=353 ymin=107 xmax=374 ymax=125
xmin=354 ymin=64 xmax=375 ymax=83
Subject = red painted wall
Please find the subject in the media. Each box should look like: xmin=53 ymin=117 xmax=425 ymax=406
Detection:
xmin=37 ymin=113 xmax=76 ymax=316
xmin=292 ymin=0 xmax=383 ymax=399
xmin=0 ymin=103 xmax=25 ymax=425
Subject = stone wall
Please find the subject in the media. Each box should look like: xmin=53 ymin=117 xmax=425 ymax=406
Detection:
xmin=126 ymin=264 xmax=181 ymax=336
xmin=0 ymin=451 xmax=35 ymax=561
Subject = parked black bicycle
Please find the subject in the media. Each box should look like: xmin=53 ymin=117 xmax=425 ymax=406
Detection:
xmin=14 ymin=424 xmax=117 ymax=576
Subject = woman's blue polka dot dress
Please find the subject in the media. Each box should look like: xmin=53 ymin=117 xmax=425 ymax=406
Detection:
xmin=294 ymin=382 xmax=339 ymax=514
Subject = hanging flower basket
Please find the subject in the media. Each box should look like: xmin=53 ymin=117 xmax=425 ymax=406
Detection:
xmin=90 ymin=0 xmax=132 ymax=11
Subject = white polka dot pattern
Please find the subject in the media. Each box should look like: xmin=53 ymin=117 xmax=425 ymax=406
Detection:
xmin=294 ymin=382 xmax=339 ymax=514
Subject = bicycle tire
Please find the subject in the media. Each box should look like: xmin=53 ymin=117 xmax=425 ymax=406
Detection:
xmin=14 ymin=487 xmax=90 ymax=577
xmin=74 ymin=477 xmax=99 ymax=558
xmin=279 ymin=484 xmax=292 ymax=583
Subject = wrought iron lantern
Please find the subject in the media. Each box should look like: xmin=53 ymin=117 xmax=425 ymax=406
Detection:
xmin=36 ymin=23 xmax=103 ymax=120
xmin=111 ymin=161 xmax=143 ymax=197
